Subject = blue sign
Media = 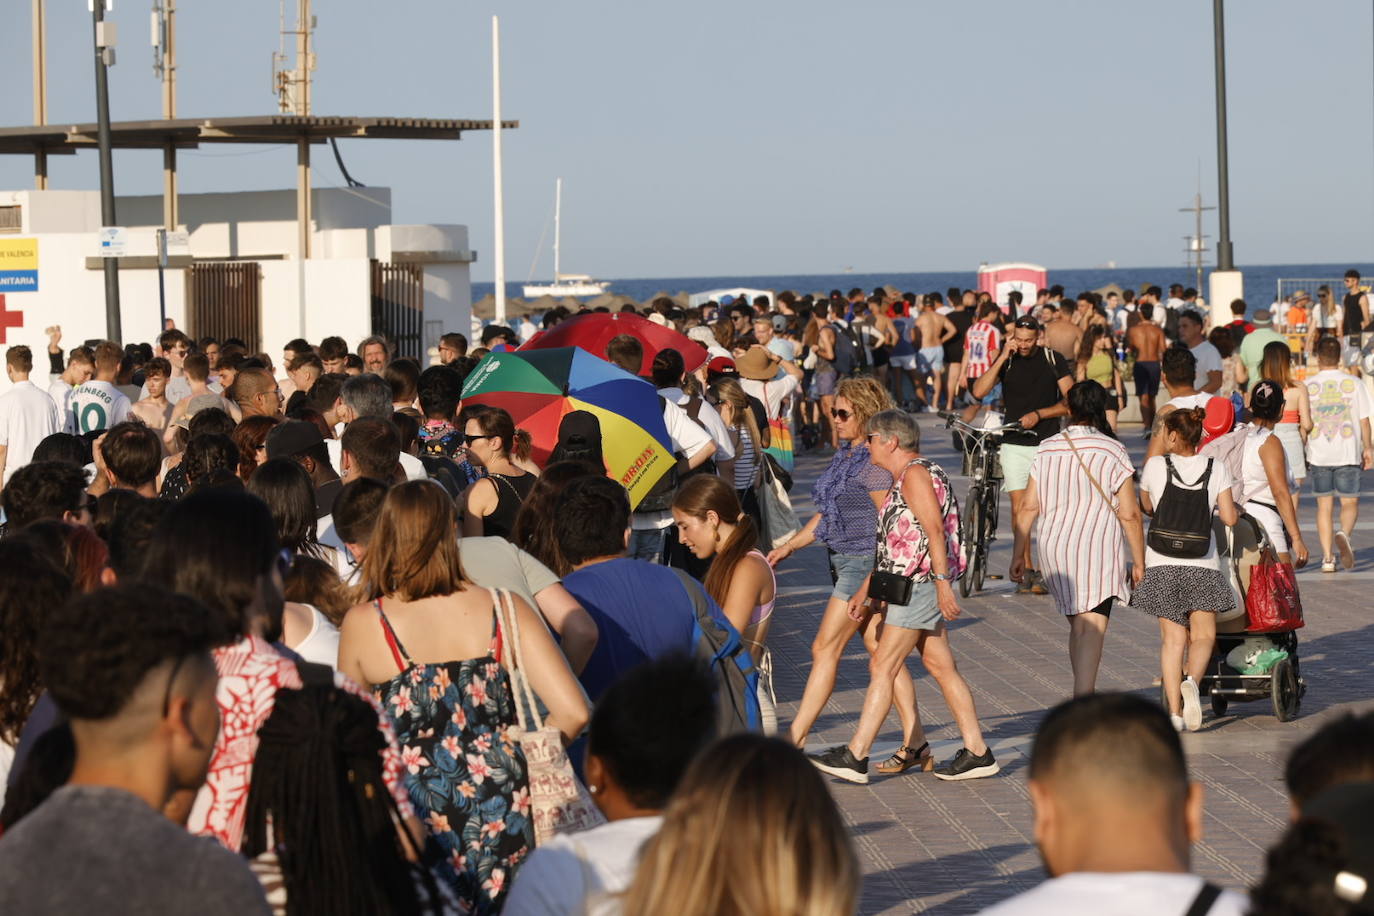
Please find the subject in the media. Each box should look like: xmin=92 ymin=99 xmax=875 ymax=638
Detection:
xmin=0 ymin=270 xmax=37 ymax=292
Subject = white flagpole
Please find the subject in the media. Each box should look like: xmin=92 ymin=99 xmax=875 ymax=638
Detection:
xmin=491 ymin=15 xmax=507 ymax=326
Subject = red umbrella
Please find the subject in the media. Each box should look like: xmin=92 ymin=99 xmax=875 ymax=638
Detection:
xmin=519 ymin=311 xmax=709 ymax=375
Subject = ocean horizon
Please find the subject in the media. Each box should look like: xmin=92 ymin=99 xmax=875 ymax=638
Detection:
xmin=474 ymin=262 xmax=1374 ymax=307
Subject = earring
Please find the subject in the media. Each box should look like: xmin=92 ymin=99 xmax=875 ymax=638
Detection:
xmin=588 ymin=784 xmax=599 ymax=795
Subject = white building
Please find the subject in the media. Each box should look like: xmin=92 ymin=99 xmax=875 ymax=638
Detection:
xmin=0 ymin=184 xmax=475 ymax=394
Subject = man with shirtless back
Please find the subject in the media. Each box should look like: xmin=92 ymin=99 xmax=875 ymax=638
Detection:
xmin=914 ymin=294 xmax=957 ymax=412
xmin=1042 ymin=304 xmax=1083 ymax=363
xmin=1128 ymin=302 xmax=1168 ymax=433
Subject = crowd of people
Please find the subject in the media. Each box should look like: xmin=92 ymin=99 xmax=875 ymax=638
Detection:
xmin=0 ymin=271 xmax=1369 ymax=915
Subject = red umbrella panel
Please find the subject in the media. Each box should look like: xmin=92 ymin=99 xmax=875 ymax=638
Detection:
xmin=518 ymin=310 xmax=709 ymax=375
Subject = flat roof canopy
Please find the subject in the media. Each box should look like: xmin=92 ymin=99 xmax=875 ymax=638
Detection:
xmin=0 ymin=114 xmax=519 ymax=155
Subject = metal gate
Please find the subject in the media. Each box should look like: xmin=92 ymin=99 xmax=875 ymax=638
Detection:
xmin=371 ymin=261 xmax=424 ymax=360
xmin=186 ymin=262 xmax=262 ymax=353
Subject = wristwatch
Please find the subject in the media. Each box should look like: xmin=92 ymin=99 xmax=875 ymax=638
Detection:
xmin=931 ymin=572 xmax=952 ymax=581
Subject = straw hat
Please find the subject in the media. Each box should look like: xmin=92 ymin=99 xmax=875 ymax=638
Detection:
xmin=735 ymin=346 xmax=779 ymax=381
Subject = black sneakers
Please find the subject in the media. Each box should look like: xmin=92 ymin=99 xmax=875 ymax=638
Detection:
xmin=933 ymin=747 xmax=1000 ymax=781
xmin=808 ymin=745 xmax=870 ymax=784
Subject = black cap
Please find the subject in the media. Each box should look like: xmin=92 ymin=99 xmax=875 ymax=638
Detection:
xmin=266 ymin=419 xmax=323 ymax=459
xmin=556 ymin=410 xmax=601 ymax=451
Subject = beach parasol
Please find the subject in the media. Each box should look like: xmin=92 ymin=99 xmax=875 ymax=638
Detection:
xmin=460 ymin=347 xmax=675 ymax=508
xmin=519 ymin=310 xmax=709 ymax=375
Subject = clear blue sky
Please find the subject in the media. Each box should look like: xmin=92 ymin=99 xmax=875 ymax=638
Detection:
xmin=1 ymin=1 xmax=1370 ymax=281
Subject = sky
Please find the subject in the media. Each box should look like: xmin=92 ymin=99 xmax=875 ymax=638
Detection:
xmin=1 ymin=0 xmax=1371 ymax=282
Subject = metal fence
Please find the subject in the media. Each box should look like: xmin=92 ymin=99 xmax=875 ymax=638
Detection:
xmin=371 ymin=260 xmax=424 ymax=361
xmin=186 ymin=262 xmax=262 ymax=352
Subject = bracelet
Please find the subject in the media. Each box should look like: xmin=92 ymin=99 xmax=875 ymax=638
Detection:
xmin=931 ymin=572 xmax=952 ymax=581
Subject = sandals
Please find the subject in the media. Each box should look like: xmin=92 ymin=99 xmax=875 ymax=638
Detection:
xmin=875 ymin=742 xmax=934 ymax=775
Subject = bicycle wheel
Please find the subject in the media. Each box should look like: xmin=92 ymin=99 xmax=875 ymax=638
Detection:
xmin=974 ymin=493 xmax=990 ymax=592
xmin=960 ymin=488 xmax=983 ymax=597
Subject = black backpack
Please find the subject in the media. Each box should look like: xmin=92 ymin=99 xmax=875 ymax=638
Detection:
xmin=1147 ymin=456 xmax=1215 ymax=559
xmin=829 ymin=322 xmax=860 ymax=376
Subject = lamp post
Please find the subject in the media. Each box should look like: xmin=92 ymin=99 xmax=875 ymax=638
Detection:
xmin=1208 ymin=0 xmax=1242 ymax=328
xmin=92 ymin=0 xmax=121 ymax=342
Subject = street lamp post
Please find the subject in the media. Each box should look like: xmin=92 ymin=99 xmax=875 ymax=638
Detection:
xmin=92 ymin=0 xmax=121 ymax=342
xmin=1208 ymin=0 xmax=1243 ymax=328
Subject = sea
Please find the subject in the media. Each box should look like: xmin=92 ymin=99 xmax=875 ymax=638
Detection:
xmin=474 ymin=262 xmax=1374 ymax=309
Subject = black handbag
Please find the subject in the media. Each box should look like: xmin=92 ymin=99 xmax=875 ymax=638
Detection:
xmin=867 ymin=568 xmax=914 ymax=606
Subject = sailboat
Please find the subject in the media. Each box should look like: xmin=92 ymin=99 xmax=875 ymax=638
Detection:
xmin=522 ymin=178 xmax=611 ymax=298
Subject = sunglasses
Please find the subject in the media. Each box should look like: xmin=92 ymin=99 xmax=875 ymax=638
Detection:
xmin=1013 ymin=317 xmax=1042 ymax=330
xmin=463 ymin=433 xmax=493 ymax=446
xmin=830 ymin=408 xmax=852 ymax=420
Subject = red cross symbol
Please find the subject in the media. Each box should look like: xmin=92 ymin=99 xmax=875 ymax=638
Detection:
xmin=0 ymin=296 xmax=21 ymax=345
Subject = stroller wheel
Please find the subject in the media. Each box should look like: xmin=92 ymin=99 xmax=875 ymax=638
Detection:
xmin=1271 ymin=659 xmax=1300 ymax=722
xmin=1210 ymin=692 xmax=1228 ymax=718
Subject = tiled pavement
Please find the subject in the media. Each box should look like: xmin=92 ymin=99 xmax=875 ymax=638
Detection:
xmin=767 ymin=415 xmax=1374 ymax=914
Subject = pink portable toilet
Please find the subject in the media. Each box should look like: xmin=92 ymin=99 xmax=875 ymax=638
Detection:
xmin=977 ymin=263 xmax=1048 ymax=313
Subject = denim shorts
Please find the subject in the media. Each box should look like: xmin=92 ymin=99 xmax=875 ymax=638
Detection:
xmin=883 ymin=580 xmax=944 ymax=631
xmin=827 ymin=550 xmax=875 ymax=602
xmin=1310 ymin=464 xmax=1361 ymax=497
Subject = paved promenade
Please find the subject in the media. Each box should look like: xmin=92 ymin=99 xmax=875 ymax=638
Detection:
xmin=767 ymin=414 xmax=1374 ymax=914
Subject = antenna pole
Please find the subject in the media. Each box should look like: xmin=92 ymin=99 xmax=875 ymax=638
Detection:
xmin=492 ymin=16 xmax=507 ymax=325
xmin=156 ymin=0 xmax=178 ymax=230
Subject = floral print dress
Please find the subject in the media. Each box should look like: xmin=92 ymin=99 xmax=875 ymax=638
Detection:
xmin=372 ymin=595 xmax=533 ymax=914
xmin=874 ymin=458 xmax=965 ymax=582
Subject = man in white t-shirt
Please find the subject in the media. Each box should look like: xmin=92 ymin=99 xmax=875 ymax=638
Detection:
xmin=1177 ymin=310 xmax=1222 ymax=393
xmin=1304 ymin=336 xmax=1374 ymax=572
xmin=980 ymin=693 xmax=1247 ymax=916
xmin=0 ymin=346 xmax=63 ymax=487
xmin=605 ymin=335 xmax=715 ymax=563
xmin=68 ymin=341 xmax=132 ymax=435
xmin=43 ymin=327 xmax=94 ymax=434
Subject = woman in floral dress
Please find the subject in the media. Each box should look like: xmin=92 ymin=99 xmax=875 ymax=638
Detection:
xmin=338 ymin=480 xmax=590 ymax=913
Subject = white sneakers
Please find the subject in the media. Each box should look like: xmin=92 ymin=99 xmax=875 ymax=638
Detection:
xmin=1170 ymin=714 xmax=1185 ymax=733
xmin=1335 ymin=530 xmax=1355 ymax=570
xmin=1179 ymin=677 xmax=1203 ymax=732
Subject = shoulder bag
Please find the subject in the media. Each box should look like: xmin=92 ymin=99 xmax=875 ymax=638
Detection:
xmin=1063 ymin=431 xmax=1118 ymax=511
xmin=495 ymin=588 xmax=604 ymax=845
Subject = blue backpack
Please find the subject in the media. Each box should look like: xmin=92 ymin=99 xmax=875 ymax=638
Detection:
xmin=665 ymin=567 xmax=762 ymax=735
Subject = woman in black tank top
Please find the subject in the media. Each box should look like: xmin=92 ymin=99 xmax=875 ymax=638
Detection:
xmin=461 ymin=406 xmax=537 ymax=541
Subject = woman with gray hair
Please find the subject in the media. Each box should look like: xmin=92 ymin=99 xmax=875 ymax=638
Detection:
xmin=808 ymin=408 xmax=999 ymax=784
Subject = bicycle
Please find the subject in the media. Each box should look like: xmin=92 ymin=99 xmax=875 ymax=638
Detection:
xmin=942 ymin=414 xmax=1023 ymax=597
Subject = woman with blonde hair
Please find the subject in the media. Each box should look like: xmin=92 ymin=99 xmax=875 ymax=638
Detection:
xmin=621 ymin=734 xmax=859 ymax=916
xmin=767 ymin=377 xmax=931 ymax=775
xmin=1259 ymin=340 xmax=1311 ymax=511
xmin=338 ymin=479 xmax=590 ymax=911
xmin=672 ymin=475 xmax=778 ymax=730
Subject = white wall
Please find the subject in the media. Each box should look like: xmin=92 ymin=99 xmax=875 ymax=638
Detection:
xmin=259 ymin=259 xmax=373 ymax=357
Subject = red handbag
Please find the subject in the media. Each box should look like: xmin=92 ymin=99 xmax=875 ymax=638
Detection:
xmin=1245 ymin=550 xmax=1305 ymax=632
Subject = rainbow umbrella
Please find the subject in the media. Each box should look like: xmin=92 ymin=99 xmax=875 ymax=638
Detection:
xmin=460 ymin=347 xmax=675 ymax=509
xmin=519 ymin=311 xmax=710 ymax=374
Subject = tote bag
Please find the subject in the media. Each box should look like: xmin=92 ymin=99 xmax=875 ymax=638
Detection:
xmin=496 ymin=588 xmax=605 ymax=845
xmin=757 ymin=456 xmax=800 ymax=550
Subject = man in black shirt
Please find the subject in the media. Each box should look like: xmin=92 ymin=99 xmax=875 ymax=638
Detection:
xmin=971 ymin=315 xmax=1073 ymax=593
xmin=942 ymin=291 xmax=975 ymax=412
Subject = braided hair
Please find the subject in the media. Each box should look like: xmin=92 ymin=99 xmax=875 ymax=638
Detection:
xmin=241 ymin=677 xmax=441 ymax=915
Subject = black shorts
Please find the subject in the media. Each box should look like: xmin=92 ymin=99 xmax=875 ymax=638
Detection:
xmin=1133 ymin=360 xmax=1161 ymax=397
xmin=871 ymin=346 xmax=890 ymax=367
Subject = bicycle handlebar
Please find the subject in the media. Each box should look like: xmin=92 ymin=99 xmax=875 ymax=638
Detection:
xmin=941 ymin=414 xmax=1023 ymax=436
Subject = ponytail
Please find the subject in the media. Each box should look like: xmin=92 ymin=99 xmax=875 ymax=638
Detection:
xmin=512 ymin=428 xmax=532 ymax=463
xmin=1164 ymin=406 xmax=1206 ymax=448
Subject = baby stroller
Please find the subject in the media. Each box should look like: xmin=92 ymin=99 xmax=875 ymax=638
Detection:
xmin=1196 ymin=514 xmax=1305 ymax=722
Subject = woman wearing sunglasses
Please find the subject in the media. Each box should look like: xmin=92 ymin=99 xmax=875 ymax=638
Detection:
xmin=767 ymin=378 xmax=930 ymax=776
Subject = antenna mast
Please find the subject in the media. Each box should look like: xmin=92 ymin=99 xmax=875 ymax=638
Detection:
xmin=152 ymin=0 xmax=177 ymax=228
xmin=273 ymin=0 xmax=315 ymax=115
xmin=1179 ymin=182 xmax=1215 ymax=295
